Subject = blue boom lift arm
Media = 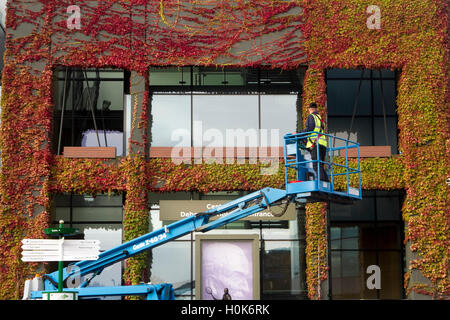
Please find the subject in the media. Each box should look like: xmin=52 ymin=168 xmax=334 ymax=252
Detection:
xmin=24 ymin=132 xmax=361 ymax=300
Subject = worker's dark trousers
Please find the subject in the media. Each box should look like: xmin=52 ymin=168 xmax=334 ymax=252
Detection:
xmin=309 ymin=144 xmax=329 ymax=182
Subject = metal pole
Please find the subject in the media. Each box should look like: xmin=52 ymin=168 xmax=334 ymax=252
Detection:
xmin=58 ymin=220 xmax=64 ymax=293
xmin=83 ymin=70 xmax=101 ymax=147
xmin=316 ymin=135 xmax=320 ymax=182
xmin=97 ymin=70 xmax=108 ymax=147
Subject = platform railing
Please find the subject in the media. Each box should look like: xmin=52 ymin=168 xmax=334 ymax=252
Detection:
xmin=283 ymin=132 xmax=362 ymax=200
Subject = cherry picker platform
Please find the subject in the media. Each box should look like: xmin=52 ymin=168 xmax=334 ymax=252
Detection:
xmin=23 ymin=132 xmax=361 ymax=300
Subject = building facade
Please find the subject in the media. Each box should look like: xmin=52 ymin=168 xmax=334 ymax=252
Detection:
xmin=0 ymin=0 xmax=448 ymax=300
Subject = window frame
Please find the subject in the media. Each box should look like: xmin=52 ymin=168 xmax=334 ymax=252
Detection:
xmin=53 ymin=67 xmax=129 ymax=156
xmin=327 ymin=190 xmax=406 ymax=300
xmin=149 ymin=67 xmax=304 ymax=148
xmin=325 ymin=69 xmax=399 ymax=154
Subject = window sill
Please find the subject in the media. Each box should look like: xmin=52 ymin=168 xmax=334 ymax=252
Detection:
xmin=339 ymin=146 xmax=392 ymax=158
xmin=149 ymin=147 xmax=284 ymax=159
xmin=63 ymin=147 xmax=117 ymax=159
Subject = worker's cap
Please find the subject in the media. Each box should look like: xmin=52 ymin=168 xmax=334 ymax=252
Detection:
xmin=308 ymin=102 xmax=318 ymax=109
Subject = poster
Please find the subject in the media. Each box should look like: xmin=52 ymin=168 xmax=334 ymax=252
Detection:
xmin=198 ymin=237 xmax=258 ymax=300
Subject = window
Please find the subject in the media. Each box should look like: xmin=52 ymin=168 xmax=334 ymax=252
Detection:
xmin=53 ymin=68 xmax=129 ymax=156
xmin=326 ymin=69 xmax=398 ymax=154
xmin=328 ymin=190 xmax=405 ymax=299
xmin=52 ymin=193 xmax=124 ymax=299
xmin=150 ymin=67 xmax=303 ymax=148
xmin=262 ymin=240 xmax=305 ymax=300
xmin=152 ymin=95 xmax=191 ymax=147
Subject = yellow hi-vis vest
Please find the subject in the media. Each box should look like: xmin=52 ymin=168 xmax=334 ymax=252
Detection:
xmin=306 ymin=113 xmax=327 ymax=149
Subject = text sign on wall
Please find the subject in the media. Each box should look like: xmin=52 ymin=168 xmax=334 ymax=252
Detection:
xmin=160 ymin=200 xmax=297 ymax=221
xmin=21 ymin=239 xmax=100 ymax=262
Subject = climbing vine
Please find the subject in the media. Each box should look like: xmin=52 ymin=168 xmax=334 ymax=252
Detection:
xmin=122 ymin=156 xmax=149 ymax=299
xmin=49 ymin=157 xmax=403 ymax=195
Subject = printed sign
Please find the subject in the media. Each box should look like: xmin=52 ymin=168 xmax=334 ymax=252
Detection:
xmin=160 ymin=200 xmax=297 ymax=221
xmin=21 ymin=239 xmax=100 ymax=262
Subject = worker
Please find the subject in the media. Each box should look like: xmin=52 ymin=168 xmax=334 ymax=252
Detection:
xmin=222 ymin=288 xmax=232 ymax=300
xmin=302 ymin=102 xmax=329 ymax=182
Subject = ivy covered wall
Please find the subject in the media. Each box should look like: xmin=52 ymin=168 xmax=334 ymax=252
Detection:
xmin=301 ymin=0 xmax=449 ymax=299
xmin=0 ymin=0 xmax=448 ymax=300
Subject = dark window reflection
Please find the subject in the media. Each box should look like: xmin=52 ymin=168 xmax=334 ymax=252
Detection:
xmin=326 ymin=69 xmax=398 ymax=154
xmin=151 ymin=95 xmax=191 ymax=147
xmin=53 ymin=68 xmax=127 ymax=156
xmin=329 ymin=190 xmax=405 ymax=299
xmin=261 ymin=241 xmax=306 ymax=299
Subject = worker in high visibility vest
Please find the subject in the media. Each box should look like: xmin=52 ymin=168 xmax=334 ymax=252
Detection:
xmin=302 ymin=102 xmax=329 ymax=182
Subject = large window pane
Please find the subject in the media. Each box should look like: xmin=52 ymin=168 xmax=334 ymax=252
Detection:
xmin=150 ymin=67 xmax=302 ymax=92
xmin=378 ymin=251 xmax=403 ymax=299
xmin=53 ymin=194 xmax=123 ymax=222
xmin=327 ymin=117 xmax=373 ymax=149
xmin=68 ymin=194 xmax=123 ymax=207
xmin=376 ymin=223 xmax=402 ymax=250
xmin=327 ymin=69 xmax=371 ymax=79
xmin=329 ymin=194 xmax=376 ymax=221
xmin=149 ymin=67 xmax=192 ymax=86
xmin=375 ymin=191 xmax=402 ymax=221
xmin=193 ymin=95 xmax=259 ymax=147
xmin=72 ymin=223 xmax=123 ymax=298
xmin=261 ymin=221 xmax=296 ymax=240
xmin=71 ymin=207 xmax=123 ymax=222
xmin=331 ymin=224 xmax=379 ymax=250
xmin=327 ymin=68 xmax=395 ymax=80
xmin=374 ymin=117 xmax=398 ymax=151
xmin=332 ymin=251 xmax=363 ymax=299
xmin=331 ymin=226 xmax=359 ymax=250
xmin=262 ymin=241 xmax=304 ymax=299
xmin=151 ymin=95 xmax=191 ymax=147
xmin=372 ymin=69 xmax=396 ymax=79
xmin=373 ymin=79 xmax=397 ymax=116
xmin=150 ymin=241 xmax=192 ymax=298
xmin=260 ymin=94 xmax=298 ymax=146
xmin=331 ymin=250 xmax=378 ymax=299
xmin=149 ymin=67 xmax=303 ymax=148
xmin=327 ymin=80 xmax=372 ymax=116
xmin=329 ymin=191 xmax=404 ymax=299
